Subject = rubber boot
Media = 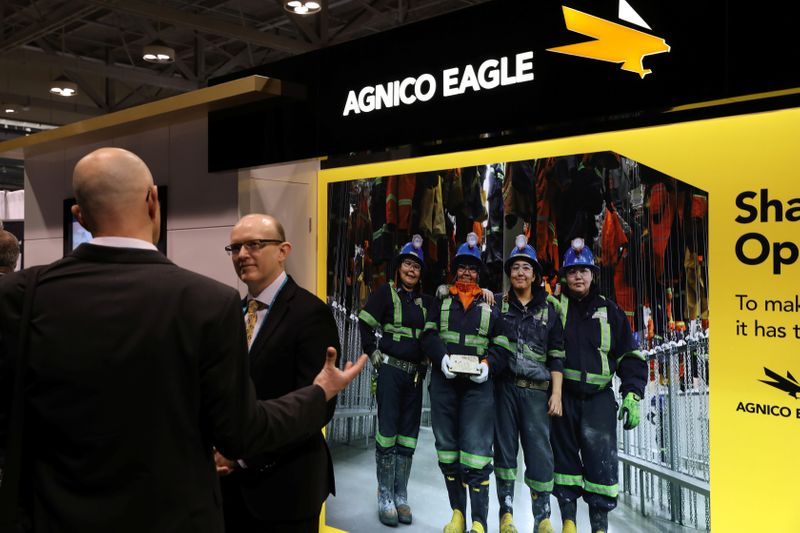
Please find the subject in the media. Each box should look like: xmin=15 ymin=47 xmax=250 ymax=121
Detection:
xmin=394 ymin=454 xmax=413 ymax=524
xmin=499 ymin=511 xmax=518 ymax=533
xmin=589 ymin=506 xmax=609 ymax=533
xmin=559 ymin=499 xmax=577 ymax=533
xmin=467 ymin=482 xmax=489 ymax=533
xmin=443 ymin=473 xmax=467 ymax=533
xmin=531 ymin=491 xmax=554 ymax=533
xmin=376 ymin=451 xmax=398 ymax=526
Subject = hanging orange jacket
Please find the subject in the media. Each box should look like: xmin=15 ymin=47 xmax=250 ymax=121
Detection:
xmin=535 ymin=158 xmax=560 ymax=271
xmin=386 ymin=174 xmax=417 ymax=231
xmin=648 ymin=182 xmax=674 ymax=282
xmin=601 ymin=207 xmax=636 ymax=330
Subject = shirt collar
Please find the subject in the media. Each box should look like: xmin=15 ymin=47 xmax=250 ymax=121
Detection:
xmin=249 ymin=270 xmax=287 ymax=308
xmin=90 ymin=236 xmax=158 ymax=251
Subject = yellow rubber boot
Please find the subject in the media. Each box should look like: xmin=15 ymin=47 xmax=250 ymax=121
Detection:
xmin=443 ymin=509 xmax=466 ymax=533
xmin=562 ymin=519 xmax=577 ymax=533
xmin=499 ymin=512 xmax=518 ymax=533
xmin=468 ymin=521 xmax=485 ymax=533
xmin=537 ymin=517 xmax=555 ymax=533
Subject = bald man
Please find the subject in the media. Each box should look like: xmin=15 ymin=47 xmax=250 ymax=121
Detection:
xmin=0 ymin=148 xmax=365 ymax=533
xmin=217 ymin=214 xmax=341 ymax=533
xmin=0 ymin=229 xmax=20 ymax=275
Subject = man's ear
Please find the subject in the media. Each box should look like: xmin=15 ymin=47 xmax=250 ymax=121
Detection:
xmin=279 ymin=241 xmax=293 ymax=262
xmin=71 ymin=204 xmax=91 ymax=233
xmin=147 ymin=185 xmax=159 ymax=220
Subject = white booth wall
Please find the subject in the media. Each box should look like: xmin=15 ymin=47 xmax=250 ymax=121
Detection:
xmin=23 ymin=116 xmax=320 ymax=294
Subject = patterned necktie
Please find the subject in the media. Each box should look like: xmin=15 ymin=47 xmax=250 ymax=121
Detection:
xmin=245 ymin=299 xmax=265 ymax=346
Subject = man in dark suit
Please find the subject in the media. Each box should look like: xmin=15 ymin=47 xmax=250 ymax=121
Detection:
xmin=0 ymin=148 xmax=365 ymax=533
xmin=217 ymin=213 xmax=340 ymax=533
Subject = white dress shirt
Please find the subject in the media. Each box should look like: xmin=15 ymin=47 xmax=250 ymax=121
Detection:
xmin=90 ymin=236 xmax=158 ymax=251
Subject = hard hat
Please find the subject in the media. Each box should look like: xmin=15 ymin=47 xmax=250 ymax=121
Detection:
xmin=397 ymin=234 xmax=425 ymax=268
xmin=561 ymin=237 xmax=599 ymax=273
xmin=504 ymin=234 xmax=542 ymax=277
xmin=454 ymin=232 xmax=483 ymax=269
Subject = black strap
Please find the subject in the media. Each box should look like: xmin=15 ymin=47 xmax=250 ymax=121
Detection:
xmin=0 ymin=267 xmax=42 ymax=529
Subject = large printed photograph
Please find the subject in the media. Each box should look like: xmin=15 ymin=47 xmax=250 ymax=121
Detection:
xmin=324 ymin=152 xmax=710 ymax=532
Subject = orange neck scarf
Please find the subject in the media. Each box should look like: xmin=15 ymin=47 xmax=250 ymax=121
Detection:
xmin=450 ymin=282 xmax=482 ymax=309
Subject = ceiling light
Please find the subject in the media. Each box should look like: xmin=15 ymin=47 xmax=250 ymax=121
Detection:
xmin=284 ymin=1 xmax=321 ymax=15
xmin=2 ymin=103 xmax=19 ymax=114
xmin=143 ymin=41 xmax=175 ymax=64
xmin=49 ymin=76 xmax=78 ymax=97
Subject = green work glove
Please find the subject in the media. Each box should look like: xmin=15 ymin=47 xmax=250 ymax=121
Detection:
xmin=618 ymin=392 xmax=641 ymax=430
xmin=370 ymin=371 xmax=378 ymax=396
xmin=370 ymin=349 xmax=384 ymax=369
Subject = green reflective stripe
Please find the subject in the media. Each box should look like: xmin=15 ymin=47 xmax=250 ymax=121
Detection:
xmin=521 ymin=343 xmax=545 ymax=362
xmin=618 ymin=349 xmax=645 ymax=363
xmin=548 ymin=349 xmax=566 ymax=359
xmin=546 ymin=294 xmax=561 ymax=312
xmin=358 ymin=310 xmax=380 ymax=328
xmin=398 ymin=199 xmax=413 ymax=206
xmin=562 ymin=369 xmax=612 ymax=387
xmin=559 ymin=295 xmax=569 ymax=328
xmin=383 ymin=324 xmax=417 ymax=339
xmin=464 ymin=335 xmax=489 ymax=348
xmin=584 ymin=480 xmax=619 ymax=498
xmin=440 ymin=331 xmax=460 ymax=344
xmin=501 ymin=298 xmax=509 ymax=314
xmin=397 ymin=435 xmax=418 ymax=449
xmin=437 ymin=450 xmax=459 ymax=464
xmin=425 ymin=321 xmax=438 ymax=331
xmin=524 ymin=477 xmax=554 ymax=493
xmin=386 ymin=193 xmax=398 ymax=203
xmin=495 ymin=468 xmax=517 ymax=481
xmin=376 ymin=431 xmax=397 ymax=449
xmin=478 ymin=305 xmax=491 ymax=337
xmin=389 ymin=282 xmax=403 ymax=329
xmin=554 ymin=473 xmax=584 ymax=487
xmin=373 ymin=225 xmax=389 ymax=240
xmin=441 ymin=298 xmax=452 ymax=333
xmin=460 ymin=451 xmax=492 ymax=469
xmin=597 ymin=310 xmax=611 ymax=377
xmin=493 ymin=335 xmax=513 ymax=353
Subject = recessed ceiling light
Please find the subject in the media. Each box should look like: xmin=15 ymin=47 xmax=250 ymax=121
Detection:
xmin=284 ymin=0 xmax=321 ymax=15
xmin=143 ymin=42 xmax=175 ymax=64
xmin=49 ymin=76 xmax=78 ymax=97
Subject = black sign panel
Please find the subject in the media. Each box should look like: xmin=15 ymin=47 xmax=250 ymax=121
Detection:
xmin=209 ymin=0 xmax=800 ymax=170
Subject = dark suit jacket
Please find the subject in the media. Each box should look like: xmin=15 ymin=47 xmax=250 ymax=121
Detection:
xmin=0 ymin=245 xmax=329 ymax=533
xmin=221 ymin=275 xmax=340 ymax=523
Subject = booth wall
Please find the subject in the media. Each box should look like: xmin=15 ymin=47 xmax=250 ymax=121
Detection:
xmin=23 ymin=116 xmax=241 ymax=288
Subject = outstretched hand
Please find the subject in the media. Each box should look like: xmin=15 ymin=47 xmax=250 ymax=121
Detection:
xmin=313 ymin=347 xmax=368 ymax=401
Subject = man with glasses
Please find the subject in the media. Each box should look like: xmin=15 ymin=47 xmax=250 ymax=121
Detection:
xmin=493 ymin=236 xmax=564 ymax=533
xmin=215 ymin=214 xmax=341 ymax=533
xmin=358 ymin=235 xmax=442 ymax=526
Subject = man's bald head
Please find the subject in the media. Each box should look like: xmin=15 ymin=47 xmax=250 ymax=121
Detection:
xmin=232 ymin=214 xmax=286 ymax=241
xmin=0 ymin=229 xmax=20 ymax=273
xmin=71 ymin=147 xmax=160 ymax=242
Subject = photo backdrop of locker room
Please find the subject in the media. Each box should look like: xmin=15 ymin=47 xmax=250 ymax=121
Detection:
xmin=325 ymin=152 xmax=710 ymax=531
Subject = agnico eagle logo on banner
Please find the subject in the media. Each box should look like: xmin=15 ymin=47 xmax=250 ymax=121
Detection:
xmin=547 ymin=0 xmax=671 ymax=78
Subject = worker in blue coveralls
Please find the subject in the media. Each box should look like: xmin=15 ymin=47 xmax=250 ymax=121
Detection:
xmin=493 ymin=235 xmax=565 ymax=533
xmin=551 ymin=238 xmax=647 ymax=533
xmin=358 ymin=235 xmax=442 ymax=527
xmin=426 ymin=232 xmax=513 ymax=533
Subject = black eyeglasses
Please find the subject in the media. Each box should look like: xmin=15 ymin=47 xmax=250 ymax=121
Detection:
xmin=224 ymin=239 xmax=283 ymax=255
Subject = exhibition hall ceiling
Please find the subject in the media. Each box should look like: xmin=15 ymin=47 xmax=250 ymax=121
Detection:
xmin=0 ymin=0 xmax=488 ymax=133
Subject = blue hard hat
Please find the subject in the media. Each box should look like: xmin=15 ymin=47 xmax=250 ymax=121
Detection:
xmin=504 ymin=234 xmax=542 ymax=277
xmin=397 ymin=234 xmax=424 ymax=268
xmin=561 ymin=237 xmax=599 ymax=273
xmin=454 ymin=232 xmax=483 ymax=268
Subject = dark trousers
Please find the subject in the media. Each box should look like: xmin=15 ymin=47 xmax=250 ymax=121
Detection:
xmin=551 ymin=388 xmax=619 ymax=511
xmin=221 ymin=478 xmax=320 ymax=533
xmin=429 ymin=370 xmax=495 ymax=485
xmin=376 ymin=364 xmax=424 ymax=456
xmin=494 ymin=379 xmax=554 ymax=492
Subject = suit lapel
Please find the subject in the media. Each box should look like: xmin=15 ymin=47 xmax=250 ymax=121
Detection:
xmin=249 ymin=276 xmax=296 ymax=360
